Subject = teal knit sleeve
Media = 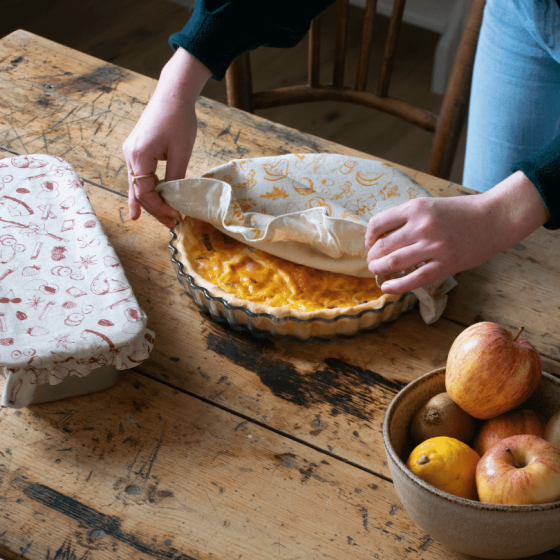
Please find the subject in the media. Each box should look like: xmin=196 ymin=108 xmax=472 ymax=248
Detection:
xmin=512 ymin=134 xmax=560 ymax=230
xmin=169 ymin=0 xmax=335 ymax=81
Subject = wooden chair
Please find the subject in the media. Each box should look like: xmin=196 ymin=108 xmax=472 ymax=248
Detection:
xmin=225 ymin=0 xmax=486 ymax=180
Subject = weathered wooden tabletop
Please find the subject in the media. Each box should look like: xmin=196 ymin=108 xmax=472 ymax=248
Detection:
xmin=0 ymin=30 xmax=559 ymax=560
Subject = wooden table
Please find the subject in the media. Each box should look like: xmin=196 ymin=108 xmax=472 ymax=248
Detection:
xmin=0 ymin=30 xmax=559 ymax=560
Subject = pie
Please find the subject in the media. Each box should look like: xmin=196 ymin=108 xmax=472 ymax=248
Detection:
xmin=170 ymin=217 xmax=415 ymax=340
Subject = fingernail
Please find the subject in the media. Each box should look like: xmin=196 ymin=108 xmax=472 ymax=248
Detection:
xmin=381 ymin=281 xmax=393 ymax=291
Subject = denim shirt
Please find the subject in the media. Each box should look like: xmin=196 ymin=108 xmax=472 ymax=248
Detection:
xmin=520 ymin=0 xmax=560 ymax=59
xmin=510 ymin=0 xmax=560 ymax=229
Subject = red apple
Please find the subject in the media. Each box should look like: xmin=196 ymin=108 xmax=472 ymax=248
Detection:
xmin=446 ymin=322 xmax=542 ymax=419
xmin=473 ymin=407 xmax=545 ymax=457
xmin=544 ymin=410 xmax=560 ymax=451
xmin=476 ymin=434 xmax=560 ymax=505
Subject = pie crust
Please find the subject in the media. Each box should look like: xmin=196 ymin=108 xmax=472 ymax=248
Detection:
xmin=169 ymin=217 xmax=417 ymax=340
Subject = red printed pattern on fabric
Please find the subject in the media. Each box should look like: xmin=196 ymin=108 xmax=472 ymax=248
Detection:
xmin=0 ymin=155 xmax=154 ymax=407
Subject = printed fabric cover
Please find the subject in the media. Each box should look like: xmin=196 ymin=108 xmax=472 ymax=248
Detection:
xmin=0 ymin=154 xmax=155 ymax=408
xmin=158 ymin=153 xmax=457 ymax=324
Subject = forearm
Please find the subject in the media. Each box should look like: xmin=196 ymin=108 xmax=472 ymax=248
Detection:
xmin=477 ymin=170 xmax=550 ymax=254
xmin=158 ymin=47 xmax=212 ymax=104
xmin=512 ymin=132 xmax=560 ymax=230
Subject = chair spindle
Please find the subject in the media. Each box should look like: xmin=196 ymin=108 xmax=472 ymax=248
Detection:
xmin=226 ymin=52 xmax=253 ymax=112
xmin=355 ymin=0 xmax=378 ymax=92
xmin=332 ymin=0 xmax=350 ymax=87
xmin=377 ymin=0 xmax=407 ymax=97
xmin=429 ymin=0 xmax=485 ymax=178
xmin=308 ymin=17 xmax=321 ymax=88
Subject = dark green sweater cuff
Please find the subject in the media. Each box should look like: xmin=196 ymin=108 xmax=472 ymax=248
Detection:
xmin=169 ymin=0 xmax=335 ymax=81
xmin=512 ymin=134 xmax=560 ymax=230
xmin=169 ymin=7 xmax=267 ymax=81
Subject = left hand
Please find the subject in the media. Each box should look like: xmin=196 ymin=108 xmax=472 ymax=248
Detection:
xmin=365 ymin=172 xmax=550 ymax=294
xmin=365 ymin=195 xmax=489 ymax=293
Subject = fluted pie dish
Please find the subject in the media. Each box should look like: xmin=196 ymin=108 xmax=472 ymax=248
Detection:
xmin=168 ymin=217 xmax=417 ymax=341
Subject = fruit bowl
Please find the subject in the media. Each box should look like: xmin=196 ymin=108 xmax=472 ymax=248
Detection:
xmin=383 ymin=367 xmax=560 ymax=559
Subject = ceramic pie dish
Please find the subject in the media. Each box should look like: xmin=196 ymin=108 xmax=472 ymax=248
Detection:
xmin=168 ymin=217 xmax=417 ymax=342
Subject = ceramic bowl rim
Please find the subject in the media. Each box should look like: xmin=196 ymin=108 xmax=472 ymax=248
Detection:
xmin=382 ymin=367 xmax=560 ymax=512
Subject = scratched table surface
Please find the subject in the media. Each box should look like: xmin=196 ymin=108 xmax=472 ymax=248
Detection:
xmin=0 ymin=29 xmax=560 ymax=560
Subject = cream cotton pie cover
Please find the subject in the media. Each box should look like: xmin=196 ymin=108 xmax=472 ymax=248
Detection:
xmin=0 ymin=154 xmax=154 ymax=408
xmin=158 ymin=153 xmax=456 ymax=324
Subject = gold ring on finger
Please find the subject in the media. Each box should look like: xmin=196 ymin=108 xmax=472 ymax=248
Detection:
xmin=128 ymin=169 xmax=158 ymax=184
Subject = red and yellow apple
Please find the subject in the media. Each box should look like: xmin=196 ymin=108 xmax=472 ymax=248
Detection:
xmin=545 ymin=411 xmax=560 ymax=451
xmin=473 ymin=407 xmax=545 ymax=457
xmin=476 ymin=434 xmax=560 ymax=505
xmin=446 ymin=322 xmax=542 ymax=419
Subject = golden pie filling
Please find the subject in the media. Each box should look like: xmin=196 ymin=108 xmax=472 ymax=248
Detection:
xmin=178 ymin=217 xmax=389 ymax=312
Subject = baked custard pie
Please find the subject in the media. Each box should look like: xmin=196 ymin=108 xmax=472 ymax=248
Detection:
xmin=169 ymin=217 xmax=417 ymax=340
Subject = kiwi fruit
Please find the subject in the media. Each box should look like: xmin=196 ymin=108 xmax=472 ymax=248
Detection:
xmin=410 ymin=391 xmax=476 ymax=446
xmin=544 ymin=410 xmax=560 ymax=450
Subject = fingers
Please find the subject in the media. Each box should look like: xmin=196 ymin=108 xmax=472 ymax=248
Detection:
xmin=127 ymin=170 xmax=180 ymax=229
xmin=367 ymin=243 xmax=423 ymax=278
xmin=126 ymin=164 xmax=148 ymax=222
xmin=128 ymin=178 xmax=141 ymax=221
xmin=365 ymin=207 xmax=407 ymax=249
xmin=366 ymin=211 xmax=420 ymax=264
xmin=135 ymin=180 xmax=179 ymax=229
xmin=377 ymin=261 xmax=446 ymax=294
xmin=365 ymin=201 xmax=436 ymax=294
xmin=367 ymin=222 xmax=442 ymax=293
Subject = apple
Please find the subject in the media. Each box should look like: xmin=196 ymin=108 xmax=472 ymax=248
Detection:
xmin=446 ymin=322 xmax=542 ymax=419
xmin=544 ymin=410 xmax=560 ymax=451
xmin=473 ymin=407 xmax=545 ymax=457
xmin=476 ymin=434 xmax=560 ymax=505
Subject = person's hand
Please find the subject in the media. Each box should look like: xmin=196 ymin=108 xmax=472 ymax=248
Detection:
xmin=123 ymin=48 xmax=212 ymax=228
xmin=365 ymin=171 xmax=550 ymax=294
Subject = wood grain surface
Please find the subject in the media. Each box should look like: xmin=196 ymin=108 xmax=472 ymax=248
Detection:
xmin=1 ymin=30 xmax=560 ymax=560
xmin=0 ymin=369 xmax=525 ymax=560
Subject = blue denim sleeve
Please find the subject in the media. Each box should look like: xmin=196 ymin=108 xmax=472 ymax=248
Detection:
xmin=511 ymin=133 xmax=560 ymax=230
xmin=169 ymin=0 xmax=335 ymax=81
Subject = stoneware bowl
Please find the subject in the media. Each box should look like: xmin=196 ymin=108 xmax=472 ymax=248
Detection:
xmin=383 ymin=367 xmax=560 ymax=559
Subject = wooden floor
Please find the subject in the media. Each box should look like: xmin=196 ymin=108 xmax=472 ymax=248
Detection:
xmin=0 ymin=0 xmax=466 ymax=184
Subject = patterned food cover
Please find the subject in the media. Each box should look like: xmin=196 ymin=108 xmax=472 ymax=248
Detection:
xmin=158 ymin=153 xmax=456 ymax=323
xmin=0 ymin=154 xmax=154 ymax=408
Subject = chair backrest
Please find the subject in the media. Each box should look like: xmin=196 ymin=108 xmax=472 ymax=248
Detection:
xmin=225 ymin=0 xmax=485 ymax=180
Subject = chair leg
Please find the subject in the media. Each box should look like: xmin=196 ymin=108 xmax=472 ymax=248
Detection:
xmin=429 ymin=0 xmax=485 ymax=180
xmin=225 ymin=53 xmax=254 ymax=113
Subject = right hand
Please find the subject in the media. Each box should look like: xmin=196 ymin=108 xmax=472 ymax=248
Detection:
xmin=122 ymin=48 xmax=212 ymax=228
xmin=365 ymin=171 xmax=550 ymax=294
